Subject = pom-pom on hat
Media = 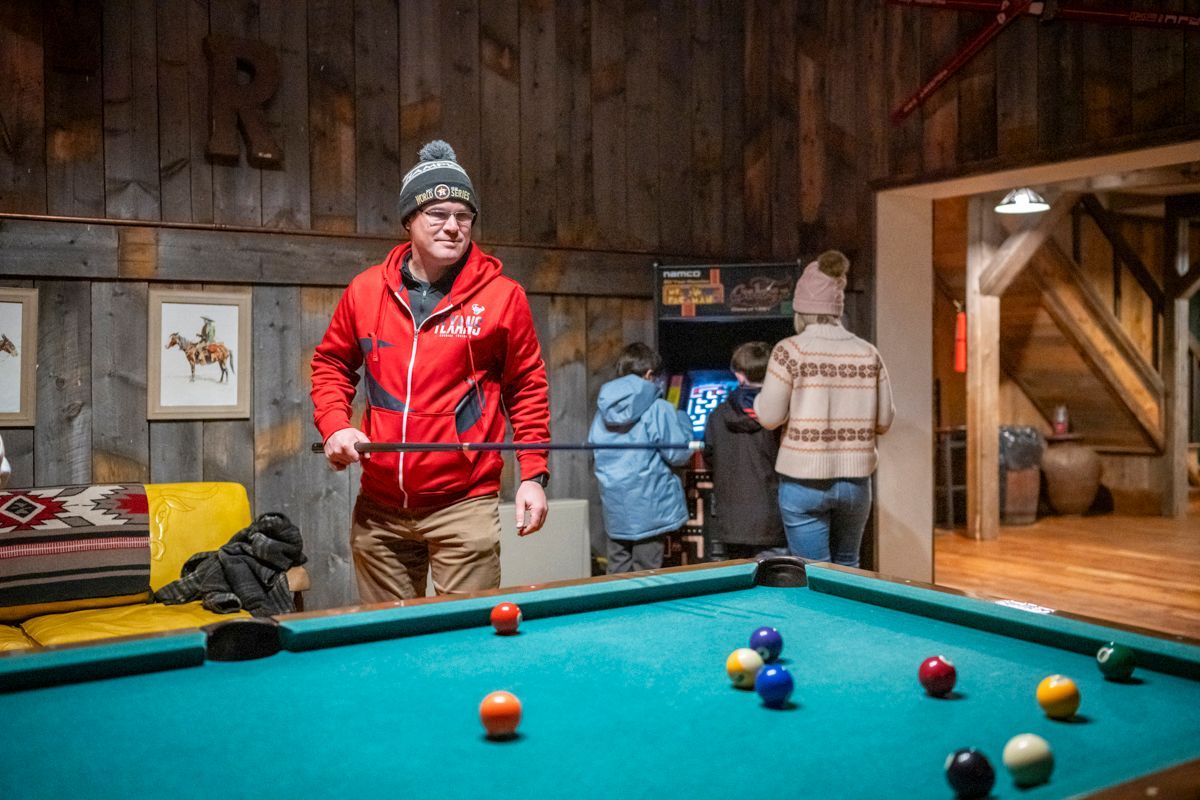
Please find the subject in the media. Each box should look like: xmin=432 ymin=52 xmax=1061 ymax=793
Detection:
xmin=399 ymin=140 xmax=479 ymax=225
xmin=792 ymin=250 xmax=848 ymax=316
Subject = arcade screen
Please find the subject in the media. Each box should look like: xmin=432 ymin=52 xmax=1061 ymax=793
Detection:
xmin=673 ymin=369 xmax=739 ymax=439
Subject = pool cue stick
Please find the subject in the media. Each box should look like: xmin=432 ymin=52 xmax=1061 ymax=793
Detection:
xmin=310 ymin=441 xmax=704 ymax=454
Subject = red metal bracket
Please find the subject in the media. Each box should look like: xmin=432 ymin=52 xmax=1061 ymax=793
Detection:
xmin=889 ymin=0 xmax=1200 ymax=125
xmin=891 ymin=0 xmax=1200 ymax=30
xmin=891 ymin=0 xmax=1033 ymax=124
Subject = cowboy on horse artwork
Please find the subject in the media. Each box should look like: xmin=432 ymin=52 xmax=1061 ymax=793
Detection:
xmin=166 ymin=332 xmax=234 ymax=383
xmin=196 ymin=316 xmax=216 ymax=346
xmin=0 ymin=333 xmax=16 ymax=357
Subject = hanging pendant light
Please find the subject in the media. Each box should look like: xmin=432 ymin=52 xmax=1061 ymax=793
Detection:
xmin=994 ymin=187 xmax=1049 ymax=214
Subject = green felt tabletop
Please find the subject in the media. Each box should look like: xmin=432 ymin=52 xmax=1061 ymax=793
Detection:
xmin=1 ymin=564 xmax=1197 ymax=800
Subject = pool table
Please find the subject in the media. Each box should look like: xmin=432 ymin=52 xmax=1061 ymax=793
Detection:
xmin=1 ymin=559 xmax=1198 ymax=799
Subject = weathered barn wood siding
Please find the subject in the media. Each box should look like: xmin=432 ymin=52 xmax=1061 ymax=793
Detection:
xmin=2 ymin=0 xmax=1197 ymax=604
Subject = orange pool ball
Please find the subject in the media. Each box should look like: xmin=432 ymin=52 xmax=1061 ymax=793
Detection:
xmin=490 ymin=602 xmax=522 ymax=635
xmin=480 ymin=690 xmax=522 ymax=738
xmin=1036 ymin=674 xmax=1080 ymax=720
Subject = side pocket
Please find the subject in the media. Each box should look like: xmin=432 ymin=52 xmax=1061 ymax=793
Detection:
xmin=454 ymin=382 xmax=484 ymax=436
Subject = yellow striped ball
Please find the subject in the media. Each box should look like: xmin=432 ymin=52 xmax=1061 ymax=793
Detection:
xmin=726 ymin=647 xmax=765 ymax=689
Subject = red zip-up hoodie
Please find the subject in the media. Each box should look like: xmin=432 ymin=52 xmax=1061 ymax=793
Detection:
xmin=311 ymin=242 xmax=550 ymax=509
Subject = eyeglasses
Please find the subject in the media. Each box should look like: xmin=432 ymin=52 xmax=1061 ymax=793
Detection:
xmin=421 ymin=208 xmax=476 ymax=227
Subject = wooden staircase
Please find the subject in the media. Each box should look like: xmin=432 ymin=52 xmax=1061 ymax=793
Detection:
xmin=999 ymin=236 xmax=1164 ymax=452
xmin=940 ymin=190 xmax=1200 ymax=535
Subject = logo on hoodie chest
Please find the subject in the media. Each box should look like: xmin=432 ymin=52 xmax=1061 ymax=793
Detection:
xmin=433 ymin=304 xmax=485 ymax=338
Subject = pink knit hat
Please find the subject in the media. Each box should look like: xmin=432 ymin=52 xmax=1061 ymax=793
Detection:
xmin=792 ymin=259 xmax=846 ymax=316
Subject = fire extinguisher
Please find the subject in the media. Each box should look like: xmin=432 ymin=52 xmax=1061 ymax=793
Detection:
xmin=954 ymin=301 xmax=967 ymax=373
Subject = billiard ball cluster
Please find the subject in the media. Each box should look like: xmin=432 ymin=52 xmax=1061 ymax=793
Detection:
xmin=477 ymin=598 xmax=1142 ymax=794
xmin=936 ymin=640 xmax=1140 ymax=796
xmin=725 ymin=626 xmax=793 ymax=708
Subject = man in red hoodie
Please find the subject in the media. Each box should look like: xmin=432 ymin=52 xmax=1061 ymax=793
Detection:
xmin=311 ymin=141 xmax=550 ymax=601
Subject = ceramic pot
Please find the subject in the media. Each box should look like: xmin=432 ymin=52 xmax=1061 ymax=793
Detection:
xmin=1041 ymin=438 xmax=1102 ymax=515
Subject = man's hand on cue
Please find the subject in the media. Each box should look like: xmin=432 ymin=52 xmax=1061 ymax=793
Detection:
xmin=324 ymin=427 xmax=372 ymax=471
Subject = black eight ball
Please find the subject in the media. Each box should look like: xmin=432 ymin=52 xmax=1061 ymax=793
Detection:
xmin=945 ymin=747 xmax=995 ymax=798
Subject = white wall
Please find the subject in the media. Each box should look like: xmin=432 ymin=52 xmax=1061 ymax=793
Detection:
xmin=499 ymin=498 xmax=591 ymax=587
xmin=875 ymin=194 xmax=934 ymax=582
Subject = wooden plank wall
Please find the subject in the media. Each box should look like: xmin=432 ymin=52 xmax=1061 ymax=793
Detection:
xmin=2 ymin=0 xmax=1199 ymax=607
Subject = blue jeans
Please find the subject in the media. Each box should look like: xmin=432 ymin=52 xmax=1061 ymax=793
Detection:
xmin=778 ymin=477 xmax=872 ymax=567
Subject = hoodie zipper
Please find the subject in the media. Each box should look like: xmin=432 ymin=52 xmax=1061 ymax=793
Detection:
xmin=393 ymin=289 xmax=457 ymax=507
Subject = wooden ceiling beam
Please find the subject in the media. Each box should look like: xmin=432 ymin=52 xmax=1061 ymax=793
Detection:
xmin=1057 ymin=163 xmax=1200 ymax=195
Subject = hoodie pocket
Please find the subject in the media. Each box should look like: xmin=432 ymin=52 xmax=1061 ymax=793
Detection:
xmin=400 ymin=409 xmax=476 ymax=496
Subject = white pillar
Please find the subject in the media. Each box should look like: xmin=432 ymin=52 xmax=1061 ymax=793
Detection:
xmin=874 ymin=192 xmax=934 ymax=582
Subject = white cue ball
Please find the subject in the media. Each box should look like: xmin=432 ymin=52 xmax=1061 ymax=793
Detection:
xmin=1002 ymin=733 xmax=1054 ymax=787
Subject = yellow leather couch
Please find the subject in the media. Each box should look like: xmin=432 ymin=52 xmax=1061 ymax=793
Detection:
xmin=0 ymin=482 xmax=307 ymax=651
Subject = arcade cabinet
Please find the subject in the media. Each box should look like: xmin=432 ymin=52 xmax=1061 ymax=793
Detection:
xmin=654 ymin=261 xmax=803 ymax=566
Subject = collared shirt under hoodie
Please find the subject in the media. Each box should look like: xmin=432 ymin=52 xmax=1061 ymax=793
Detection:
xmin=311 ymin=241 xmax=550 ymax=509
xmin=400 ymin=250 xmax=466 ymax=328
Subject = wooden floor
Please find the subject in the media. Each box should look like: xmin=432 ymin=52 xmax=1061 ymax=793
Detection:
xmin=933 ymin=490 xmax=1200 ymax=641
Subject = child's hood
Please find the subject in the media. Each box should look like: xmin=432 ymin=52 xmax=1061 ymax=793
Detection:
xmin=597 ymin=374 xmax=660 ymax=427
xmin=722 ymin=386 xmax=764 ymax=433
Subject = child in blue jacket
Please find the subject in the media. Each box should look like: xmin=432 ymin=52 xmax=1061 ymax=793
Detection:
xmin=589 ymin=343 xmax=694 ymax=574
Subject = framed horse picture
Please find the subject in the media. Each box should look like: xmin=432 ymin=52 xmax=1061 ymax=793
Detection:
xmin=0 ymin=287 xmax=37 ymax=427
xmin=148 ymin=288 xmax=251 ymax=420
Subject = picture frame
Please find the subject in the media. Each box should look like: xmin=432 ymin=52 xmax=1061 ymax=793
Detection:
xmin=0 ymin=287 xmax=38 ymax=427
xmin=148 ymin=288 xmax=251 ymax=420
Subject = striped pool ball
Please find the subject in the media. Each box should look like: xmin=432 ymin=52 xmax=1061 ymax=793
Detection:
xmin=726 ymin=647 xmax=765 ymax=689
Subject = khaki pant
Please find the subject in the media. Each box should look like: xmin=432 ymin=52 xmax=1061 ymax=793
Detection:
xmin=351 ymin=492 xmax=501 ymax=602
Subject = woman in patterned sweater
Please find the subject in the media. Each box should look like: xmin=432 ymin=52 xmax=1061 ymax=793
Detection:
xmin=754 ymin=251 xmax=895 ymax=567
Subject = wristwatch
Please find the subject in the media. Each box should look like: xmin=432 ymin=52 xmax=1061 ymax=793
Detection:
xmin=523 ymin=473 xmax=549 ymax=488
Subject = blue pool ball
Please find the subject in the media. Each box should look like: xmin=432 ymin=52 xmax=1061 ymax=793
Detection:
xmin=750 ymin=626 xmax=784 ymax=662
xmin=755 ymin=665 xmax=794 ymax=708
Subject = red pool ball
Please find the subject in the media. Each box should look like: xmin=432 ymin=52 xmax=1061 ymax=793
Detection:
xmin=479 ymin=690 xmax=522 ymax=738
xmin=490 ymin=602 xmax=522 ymax=635
xmin=919 ymin=655 xmax=957 ymax=696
